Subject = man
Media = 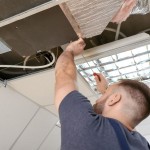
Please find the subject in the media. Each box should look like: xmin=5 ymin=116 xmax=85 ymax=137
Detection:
xmin=55 ymin=38 xmax=150 ymax=150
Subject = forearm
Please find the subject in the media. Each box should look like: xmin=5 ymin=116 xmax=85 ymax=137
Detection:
xmin=54 ymin=38 xmax=85 ymax=110
xmin=55 ymin=51 xmax=77 ymax=81
xmin=55 ymin=51 xmax=78 ymax=110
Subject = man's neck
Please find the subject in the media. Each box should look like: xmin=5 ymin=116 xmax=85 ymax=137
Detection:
xmin=103 ymin=113 xmax=134 ymax=131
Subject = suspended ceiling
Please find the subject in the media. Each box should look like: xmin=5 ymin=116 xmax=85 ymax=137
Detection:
xmin=6 ymin=68 xmax=150 ymax=150
xmin=0 ymin=0 xmax=77 ymax=80
xmin=0 ymin=1 xmax=150 ymax=149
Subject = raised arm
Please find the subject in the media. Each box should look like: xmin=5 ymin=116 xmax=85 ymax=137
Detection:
xmin=94 ymin=73 xmax=109 ymax=94
xmin=55 ymin=38 xmax=86 ymax=110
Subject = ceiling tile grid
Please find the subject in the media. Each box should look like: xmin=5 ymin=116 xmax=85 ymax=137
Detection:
xmin=38 ymin=126 xmax=61 ymax=150
xmin=77 ymin=44 xmax=150 ymax=93
xmin=8 ymin=70 xmax=96 ymax=106
xmin=8 ymin=69 xmax=56 ymax=106
xmin=0 ymin=86 xmax=39 ymax=150
xmin=0 ymin=84 xmax=61 ymax=150
xmin=45 ymin=105 xmax=58 ymax=117
xmin=11 ymin=108 xmax=58 ymax=150
xmin=0 ymin=84 xmax=149 ymax=150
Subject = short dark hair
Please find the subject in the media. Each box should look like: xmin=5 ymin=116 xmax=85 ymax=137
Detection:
xmin=118 ymin=79 xmax=150 ymax=123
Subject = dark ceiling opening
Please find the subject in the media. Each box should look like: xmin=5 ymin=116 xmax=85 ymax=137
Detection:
xmin=0 ymin=1 xmax=150 ymax=81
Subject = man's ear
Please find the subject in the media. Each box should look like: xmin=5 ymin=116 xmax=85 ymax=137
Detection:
xmin=107 ymin=93 xmax=121 ymax=106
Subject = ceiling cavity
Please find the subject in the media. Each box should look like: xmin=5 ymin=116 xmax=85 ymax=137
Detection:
xmin=0 ymin=0 xmax=150 ymax=81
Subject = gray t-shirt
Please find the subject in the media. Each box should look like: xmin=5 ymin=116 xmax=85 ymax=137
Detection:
xmin=59 ymin=90 xmax=150 ymax=150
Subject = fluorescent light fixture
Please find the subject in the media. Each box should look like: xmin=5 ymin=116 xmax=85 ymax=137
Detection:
xmin=75 ymin=33 xmax=150 ymax=93
xmin=0 ymin=39 xmax=11 ymax=54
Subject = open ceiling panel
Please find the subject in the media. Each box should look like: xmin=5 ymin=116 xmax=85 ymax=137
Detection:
xmin=0 ymin=2 xmax=77 ymax=80
xmin=0 ymin=0 xmax=55 ymax=20
xmin=0 ymin=6 xmax=77 ymax=56
xmin=0 ymin=0 xmax=150 ymax=82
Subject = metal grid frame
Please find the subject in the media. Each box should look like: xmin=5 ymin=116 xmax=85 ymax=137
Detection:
xmin=76 ymin=44 xmax=150 ymax=92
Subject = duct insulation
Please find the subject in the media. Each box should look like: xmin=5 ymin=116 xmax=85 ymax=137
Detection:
xmin=66 ymin=0 xmax=123 ymax=38
xmin=132 ymin=0 xmax=150 ymax=15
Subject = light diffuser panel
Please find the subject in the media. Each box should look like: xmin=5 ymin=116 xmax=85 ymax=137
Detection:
xmin=76 ymin=45 xmax=150 ymax=93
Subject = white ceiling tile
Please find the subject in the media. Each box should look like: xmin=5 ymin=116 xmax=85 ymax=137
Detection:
xmin=8 ymin=69 xmax=55 ymax=106
xmin=11 ymin=108 xmax=58 ymax=150
xmin=137 ymin=116 xmax=150 ymax=137
xmin=0 ymin=86 xmax=38 ymax=150
xmin=138 ymin=116 xmax=150 ymax=126
xmin=39 ymin=126 xmax=61 ymax=150
xmin=45 ymin=105 xmax=58 ymax=117
xmin=88 ymin=95 xmax=99 ymax=105
xmin=136 ymin=123 xmax=150 ymax=136
xmin=144 ymin=135 xmax=150 ymax=144
xmin=8 ymin=70 xmax=95 ymax=106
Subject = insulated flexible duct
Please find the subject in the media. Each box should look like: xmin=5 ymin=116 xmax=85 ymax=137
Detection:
xmin=132 ymin=0 xmax=150 ymax=14
xmin=66 ymin=0 xmax=123 ymax=38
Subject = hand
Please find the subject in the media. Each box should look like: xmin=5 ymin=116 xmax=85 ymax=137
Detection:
xmin=65 ymin=38 xmax=86 ymax=56
xmin=94 ymin=73 xmax=108 ymax=94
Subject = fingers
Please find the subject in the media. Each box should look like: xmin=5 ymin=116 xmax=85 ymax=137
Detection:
xmin=93 ymin=73 xmax=103 ymax=80
xmin=77 ymin=33 xmax=83 ymax=38
xmin=93 ymin=73 xmax=106 ymax=83
xmin=78 ymin=38 xmax=86 ymax=48
xmin=69 ymin=38 xmax=85 ymax=48
xmin=94 ymin=76 xmax=101 ymax=85
xmin=93 ymin=73 xmax=101 ymax=85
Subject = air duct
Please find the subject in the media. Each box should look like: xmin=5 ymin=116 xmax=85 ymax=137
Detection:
xmin=132 ymin=0 xmax=150 ymax=15
xmin=62 ymin=0 xmax=123 ymax=38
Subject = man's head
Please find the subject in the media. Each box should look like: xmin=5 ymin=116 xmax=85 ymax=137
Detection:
xmin=93 ymin=79 xmax=150 ymax=128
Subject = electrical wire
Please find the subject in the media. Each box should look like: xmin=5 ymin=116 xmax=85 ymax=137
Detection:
xmin=44 ymin=56 xmax=51 ymax=63
xmin=105 ymin=27 xmax=127 ymax=38
xmin=115 ymin=23 xmax=121 ymax=41
xmin=139 ymin=28 xmax=150 ymax=34
xmin=0 ymin=51 xmax=55 ymax=73
xmin=23 ymin=55 xmax=31 ymax=70
xmin=0 ymin=52 xmax=55 ymax=69
xmin=23 ymin=52 xmax=52 ymax=71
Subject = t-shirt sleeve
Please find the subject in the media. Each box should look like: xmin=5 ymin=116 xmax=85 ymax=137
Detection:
xmin=59 ymin=90 xmax=100 ymax=129
xmin=59 ymin=91 xmax=106 ymax=149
